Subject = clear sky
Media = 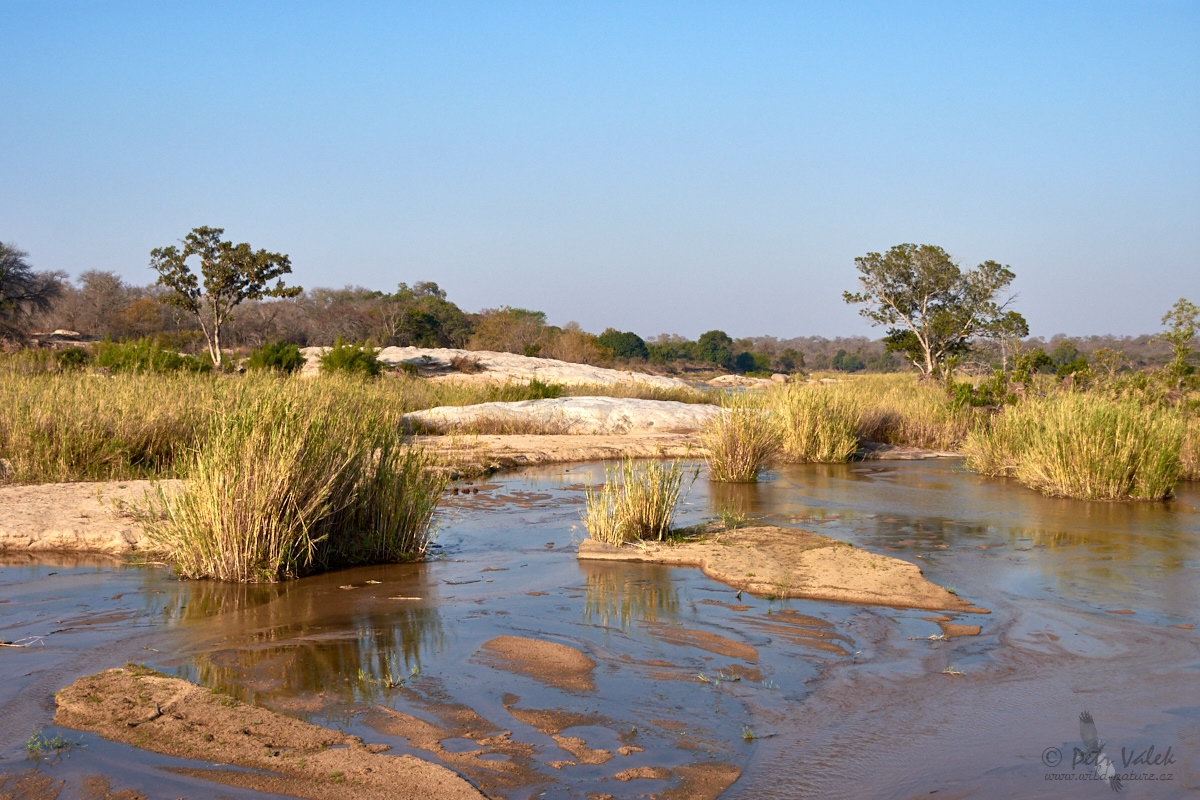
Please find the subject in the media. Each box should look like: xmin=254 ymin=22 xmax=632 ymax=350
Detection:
xmin=2 ymin=1 xmax=1197 ymax=340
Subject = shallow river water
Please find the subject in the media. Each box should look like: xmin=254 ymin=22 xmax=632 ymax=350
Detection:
xmin=1 ymin=460 xmax=1197 ymax=799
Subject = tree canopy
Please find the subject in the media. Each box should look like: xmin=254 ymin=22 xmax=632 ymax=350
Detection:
xmin=844 ymin=243 xmax=1027 ymax=377
xmin=150 ymin=226 xmax=300 ymax=367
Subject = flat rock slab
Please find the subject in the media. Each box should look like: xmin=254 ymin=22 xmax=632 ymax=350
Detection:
xmin=857 ymin=441 xmax=963 ymax=460
xmin=407 ymin=397 xmax=721 ymax=435
xmin=413 ymin=433 xmax=698 ymax=474
xmin=55 ymin=667 xmax=482 ymax=800
xmin=0 ymin=480 xmax=178 ymax=554
xmin=301 ymin=346 xmax=690 ymax=389
xmin=578 ymin=526 xmax=984 ymax=612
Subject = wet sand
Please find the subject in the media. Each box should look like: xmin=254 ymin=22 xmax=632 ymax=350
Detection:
xmin=55 ymin=666 xmax=482 ymax=799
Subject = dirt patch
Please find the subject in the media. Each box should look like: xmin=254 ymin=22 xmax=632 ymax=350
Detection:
xmin=80 ymin=776 xmax=146 ymax=800
xmin=938 ymin=622 xmax=982 ymax=638
xmin=53 ymin=667 xmax=482 ymax=800
xmin=0 ymin=480 xmax=180 ymax=554
xmin=579 ymin=526 xmax=979 ymax=611
xmin=640 ymin=622 xmax=758 ymax=662
xmin=364 ymin=692 xmax=542 ymax=795
xmin=477 ymin=636 xmax=596 ymax=692
xmin=737 ymin=609 xmax=853 ymax=655
xmin=0 ymin=770 xmax=63 ymax=799
xmin=501 ymin=694 xmax=609 ymax=735
xmin=614 ymin=766 xmax=672 ymax=781
xmin=660 ymin=763 xmax=742 ymax=799
xmin=552 ymin=735 xmax=613 ymax=765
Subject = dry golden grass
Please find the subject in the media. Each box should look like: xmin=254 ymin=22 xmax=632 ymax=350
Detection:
xmin=583 ymin=457 xmax=697 ymax=544
xmin=700 ymin=395 xmax=778 ymax=482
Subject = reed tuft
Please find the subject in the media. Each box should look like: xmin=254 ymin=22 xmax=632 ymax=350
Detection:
xmin=700 ymin=395 xmax=779 ymax=482
xmin=583 ymin=457 xmax=696 ymax=545
xmin=768 ymin=383 xmax=859 ymax=463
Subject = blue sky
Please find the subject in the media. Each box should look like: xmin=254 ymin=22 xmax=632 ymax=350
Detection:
xmin=2 ymin=1 xmax=1196 ymax=339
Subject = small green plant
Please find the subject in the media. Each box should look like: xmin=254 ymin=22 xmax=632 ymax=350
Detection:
xmin=714 ymin=503 xmax=749 ymax=530
xmin=319 ymin=338 xmax=383 ymax=377
xmin=742 ymin=727 xmax=757 ymax=741
xmin=246 ymin=341 xmax=305 ymax=373
xmin=26 ymin=729 xmax=82 ymax=753
xmin=55 ymin=346 xmax=91 ymax=370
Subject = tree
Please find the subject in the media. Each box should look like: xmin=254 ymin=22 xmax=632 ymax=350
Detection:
xmin=1156 ymin=297 xmax=1199 ymax=384
xmin=844 ymin=243 xmax=1026 ymax=378
xmin=0 ymin=242 xmax=63 ymax=337
xmin=597 ymin=328 xmax=649 ymax=360
xmin=696 ymin=330 xmax=734 ymax=368
xmin=150 ymin=227 xmax=300 ymax=367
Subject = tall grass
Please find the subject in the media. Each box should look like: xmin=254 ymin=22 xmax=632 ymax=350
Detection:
xmin=583 ymin=457 xmax=696 ymax=545
xmin=701 ymin=396 xmax=778 ymax=482
xmin=143 ymin=390 xmax=444 ymax=582
xmin=767 ymin=383 xmax=859 ymax=463
xmin=964 ymin=393 xmax=1183 ymax=500
xmin=1182 ymin=417 xmax=1200 ymax=482
xmin=839 ymin=374 xmax=976 ymax=450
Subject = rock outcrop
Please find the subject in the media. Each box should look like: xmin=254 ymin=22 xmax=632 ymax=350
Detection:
xmin=300 ymin=346 xmax=690 ymax=389
xmin=405 ymin=396 xmax=721 ymax=435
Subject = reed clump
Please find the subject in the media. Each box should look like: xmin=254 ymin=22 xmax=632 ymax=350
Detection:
xmin=143 ymin=388 xmax=444 ymax=582
xmin=839 ymin=374 xmax=976 ymax=450
xmin=964 ymin=393 xmax=1183 ymax=501
xmin=583 ymin=457 xmax=697 ymax=545
xmin=767 ymin=383 xmax=860 ymax=463
xmin=701 ymin=396 xmax=779 ymax=481
xmin=1182 ymin=417 xmax=1200 ymax=482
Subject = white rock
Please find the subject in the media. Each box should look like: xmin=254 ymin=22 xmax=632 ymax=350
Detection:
xmin=706 ymin=374 xmax=775 ymax=388
xmin=300 ymin=346 xmax=690 ymax=389
xmin=405 ymin=397 xmax=722 ymax=435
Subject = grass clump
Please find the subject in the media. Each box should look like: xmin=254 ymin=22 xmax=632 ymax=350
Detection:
xmin=1181 ymin=416 xmax=1200 ymax=481
xmin=768 ymin=383 xmax=859 ymax=463
xmin=964 ymin=393 xmax=1183 ymax=500
xmin=701 ymin=395 xmax=779 ymax=482
xmin=319 ymin=339 xmax=383 ymax=377
xmin=583 ymin=457 xmax=697 ymax=545
xmin=246 ymin=341 xmax=304 ymax=373
xmin=143 ymin=389 xmax=444 ymax=581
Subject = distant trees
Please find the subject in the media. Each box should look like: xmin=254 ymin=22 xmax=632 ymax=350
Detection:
xmin=844 ymin=243 xmax=1027 ymax=378
xmin=0 ymin=242 xmax=63 ymax=337
xmin=696 ymin=330 xmax=735 ymax=368
xmin=468 ymin=307 xmax=548 ymax=355
xmin=150 ymin=227 xmax=301 ymax=367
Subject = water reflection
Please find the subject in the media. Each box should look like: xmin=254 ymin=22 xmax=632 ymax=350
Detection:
xmin=163 ymin=564 xmax=446 ymax=709
xmin=581 ymin=562 xmax=679 ymax=628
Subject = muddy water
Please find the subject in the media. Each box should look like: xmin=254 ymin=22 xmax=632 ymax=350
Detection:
xmin=1 ymin=461 xmax=1197 ymax=799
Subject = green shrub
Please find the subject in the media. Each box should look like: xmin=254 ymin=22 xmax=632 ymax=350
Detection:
xmin=246 ymin=341 xmax=304 ymax=373
xmin=55 ymin=347 xmax=91 ymax=370
xmin=95 ymin=338 xmax=211 ymax=374
xmin=143 ymin=391 xmax=445 ymax=582
xmin=319 ymin=339 xmax=383 ymax=377
xmin=597 ymin=329 xmax=649 ymax=360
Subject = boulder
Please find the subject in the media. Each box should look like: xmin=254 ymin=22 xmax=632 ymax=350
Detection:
xmin=405 ymin=396 xmax=721 ymax=435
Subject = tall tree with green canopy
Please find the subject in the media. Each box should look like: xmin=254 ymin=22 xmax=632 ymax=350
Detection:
xmin=150 ymin=226 xmax=301 ymax=368
xmin=843 ymin=243 xmax=1027 ymax=378
xmin=1156 ymin=297 xmax=1198 ymax=385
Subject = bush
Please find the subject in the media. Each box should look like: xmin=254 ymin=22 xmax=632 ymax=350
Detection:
xmin=56 ymin=347 xmax=91 ymax=370
xmin=597 ymin=329 xmax=649 ymax=360
xmin=583 ymin=457 xmax=697 ymax=545
xmin=701 ymin=396 xmax=779 ymax=482
xmin=734 ymin=351 xmax=771 ymax=374
xmin=246 ymin=341 xmax=304 ymax=373
xmin=143 ymin=391 xmax=445 ymax=582
xmin=319 ymin=339 xmax=383 ymax=377
xmin=769 ymin=383 xmax=859 ymax=463
xmin=95 ymin=338 xmax=211 ymax=374
xmin=964 ymin=393 xmax=1183 ymax=500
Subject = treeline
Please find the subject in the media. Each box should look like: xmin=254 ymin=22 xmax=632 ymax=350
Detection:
xmin=4 ymin=258 xmax=1182 ymax=377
